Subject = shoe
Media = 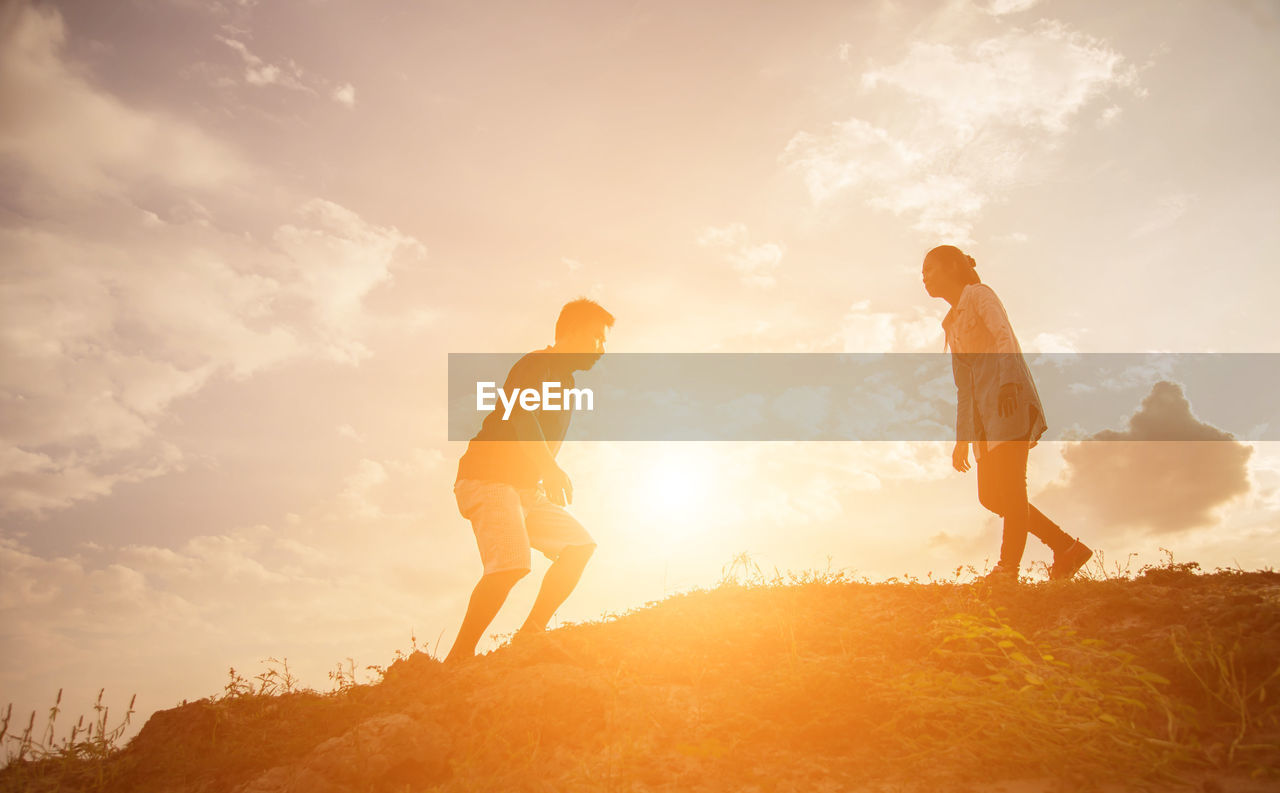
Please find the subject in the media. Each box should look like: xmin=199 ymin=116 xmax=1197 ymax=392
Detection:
xmin=1050 ymin=539 xmax=1093 ymax=581
xmin=509 ymin=630 xmax=580 ymax=666
xmin=980 ymin=564 xmax=1020 ymax=584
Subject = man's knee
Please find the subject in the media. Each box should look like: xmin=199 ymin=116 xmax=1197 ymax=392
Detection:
xmin=558 ymin=543 xmax=595 ymax=566
xmin=484 ymin=568 xmax=530 ymax=589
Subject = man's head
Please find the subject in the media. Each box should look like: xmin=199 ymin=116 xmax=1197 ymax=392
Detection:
xmin=553 ymin=298 xmax=614 ymax=371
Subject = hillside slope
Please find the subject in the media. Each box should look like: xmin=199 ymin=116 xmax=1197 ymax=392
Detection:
xmin=5 ymin=564 xmax=1280 ymax=792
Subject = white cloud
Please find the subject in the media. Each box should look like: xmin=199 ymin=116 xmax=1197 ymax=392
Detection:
xmin=0 ymin=4 xmax=427 ymax=515
xmin=784 ymin=20 xmax=1138 ymax=240
xmin=273 ymin=198 xmax=425 ymax=355
xmin=0 ymin=5 xmax=249 ymax=199
xmin=0 ymin=447 xmax=468 ymax=743
xmin=330 ymin=82 xmax=356 ymax=108
xmin=0 ymin=199 xmax=424 ymax=515
xmin=781 ymin=119 xmax=922 ymax=205
xmin=1097 ymin=105 xmax=1122 ymax=127
xmin=218 ymin=35 xmax=311 ymax=92
xmin=1029 ymin=331 xmax=1079 ymax=354
xmin=336 ymin=459 xmax=389 ymax=520
xmin=336 ymin=424 xmax=365 ymax=442
xmin=993 ymin=231 xmax=1030 ymax=243
xmin=982 ymin=0 xmax=1044 ymax=16
xmin=860 ymin=24 xmax=1132 ymax=135
xmin=833 ymin=300 xmax=942 ymax=353
xmin=696 ymin=223 xmax=786 ymax=288
xmin=216 ymin=34 xmax=353 ymax=105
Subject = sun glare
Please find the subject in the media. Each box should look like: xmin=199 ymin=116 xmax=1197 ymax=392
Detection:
xmin=649 ymin=455 xmax=705 ymax=511
xmin=630 ymin=446 xmax=724 ymax=545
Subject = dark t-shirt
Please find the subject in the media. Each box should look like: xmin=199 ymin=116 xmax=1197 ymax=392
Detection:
xmin=455 ymin=348 xmax=576 ymax=488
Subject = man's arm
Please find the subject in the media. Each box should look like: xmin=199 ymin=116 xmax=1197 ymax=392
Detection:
xmin=510 ymin=409 xmax=557 ymax=475
xmin=510 ymin=410 xmax=572 ymax=505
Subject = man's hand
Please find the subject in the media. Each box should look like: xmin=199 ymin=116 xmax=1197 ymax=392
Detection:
xmin=952 ymin=441 xmax=971 ymax=473
xmin=543 ymin=465 xmax=573 ymax=506
xmin=997 ymin=382 xmax=1019 ymax=417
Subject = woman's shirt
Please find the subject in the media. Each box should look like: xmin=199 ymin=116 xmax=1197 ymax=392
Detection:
xmin=941 ymin=283 xmax=1047 ymax=458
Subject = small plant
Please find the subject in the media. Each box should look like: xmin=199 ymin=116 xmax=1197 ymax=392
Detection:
xmin=223 ymin=667 xmax=253 ymax=699
xmin=721 ymin=551 xmax=764 ymax=585
xmin=885 ymin=608 xmax=1190 ymax=783
xmin=1172 ymin=629 xmax=1280 ymax=770
xmin=5 ymin=556 xmax=1277 ymax=792
xmin=252 ymin=657 xmax=299 ymax=697
xmin=328 ymin=658 xmax=359 ymax=692
xmin=0 ymin=689 xmax=136 ymax=792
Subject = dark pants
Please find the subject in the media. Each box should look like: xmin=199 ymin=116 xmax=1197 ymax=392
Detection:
xmin=976 ymin=441 xmax=1073 ymax=569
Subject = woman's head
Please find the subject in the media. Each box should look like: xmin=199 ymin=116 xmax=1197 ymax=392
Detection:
xmin=922 ymin=244 xmax=980 ymax=299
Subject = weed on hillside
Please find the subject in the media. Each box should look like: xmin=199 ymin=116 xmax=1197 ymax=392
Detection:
xmin=3 ymin=554 xmax=1279 ymax=792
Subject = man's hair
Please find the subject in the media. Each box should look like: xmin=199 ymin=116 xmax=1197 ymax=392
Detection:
xmin=555 ymin=298 xmax=615 ymax=342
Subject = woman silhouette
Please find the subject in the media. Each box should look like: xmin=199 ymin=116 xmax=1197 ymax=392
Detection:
xmin=922 ymin=245 xmax=1092 ymax=582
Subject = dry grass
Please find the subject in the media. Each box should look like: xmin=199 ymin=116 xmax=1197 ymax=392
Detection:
xmin=4 ymin=554 xmax=1280 ymax=792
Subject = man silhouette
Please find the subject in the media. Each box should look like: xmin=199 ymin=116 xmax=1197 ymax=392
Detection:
xmin=445 ymin=298 xmax=614 ymax=662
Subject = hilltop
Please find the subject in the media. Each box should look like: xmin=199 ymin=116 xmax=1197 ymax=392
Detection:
xmin=4 ymin=561 xmax=1280 ymax=792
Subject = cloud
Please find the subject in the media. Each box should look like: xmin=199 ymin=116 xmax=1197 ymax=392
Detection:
xmin=336 ymin=424 xmax=365 ymax=442
xmin=336 ymin=459 xmax=389 ymax=520
xmin=0 ymin=4 xmax=249 ymax=200
xmin=781 ymin=119 xmax=921 ymax=206
xmin=1028 ymin=331 xmax=1079 ymax=353
xmin=861 ymin=22 xmax=1133 ymax=136
xmin=217 ymin=34 xmax=354 ymax=106
xmin=0 ymin=3 xmax=426 ymax=515
xmin=331 ymin=82 xmax=356 ymax=108
xmin=783 ymin=19 xmax=1138 ymax=240
xmin=833 ymin=300 xmax=942 ymax=353
xmin=1040 ymin=381 xmax=1253 ymax=534
xmin=0 ymin=198 xmax=424 ymax=515
xmin=696 ymin=223 xmax=785 ymax=288
xmin=983 ymin=0 xmax=1044 ymax=16
xmin=1062 ymin=356 xmax=1178 ymax=395
xmin=994 ymin=231 xmax=1029 ymax=243
xmin=217 ymin=35 xmax=311 ymax=91
xmin=0 ymin=447 xmax=468 ymax=740
xmin=1096 ymin=105 xmax=1122 ymax=128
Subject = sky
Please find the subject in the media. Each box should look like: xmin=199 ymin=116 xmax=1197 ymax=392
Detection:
xmin=2 ymin=0 xmax=1279 ymax=744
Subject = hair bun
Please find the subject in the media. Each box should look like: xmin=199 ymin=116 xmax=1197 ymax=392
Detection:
xmin=965 ymin=255 xmax=977 ymax=269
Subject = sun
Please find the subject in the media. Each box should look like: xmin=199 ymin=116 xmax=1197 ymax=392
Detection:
xmin=647 ymin=455 xmax=706 ymax=512
xmin=629 ymin=446 xmax=725 ymax=545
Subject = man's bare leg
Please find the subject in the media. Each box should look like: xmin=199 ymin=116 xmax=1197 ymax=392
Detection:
xmin=519 ymin=544 xmax=595 ymax=635
xmin=445 ymin=569 xmax=527 ymax=662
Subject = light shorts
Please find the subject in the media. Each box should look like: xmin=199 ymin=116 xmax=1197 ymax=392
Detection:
xmin=454 ymin=479 xmax=596 ymax=576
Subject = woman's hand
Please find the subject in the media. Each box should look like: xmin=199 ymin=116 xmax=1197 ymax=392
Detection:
xmin=997 ymin=382 xmax=1019 ymax=417
xmin=952 ymin=441 xmax=970 ymax=473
